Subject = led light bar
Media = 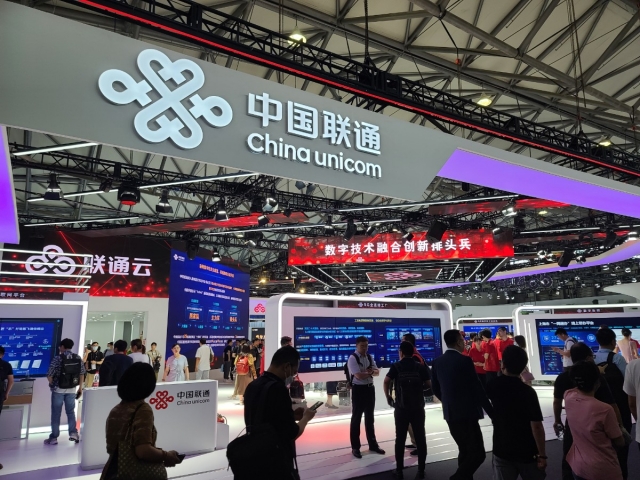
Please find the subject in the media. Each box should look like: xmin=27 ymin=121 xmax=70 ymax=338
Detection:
xmin=12 ymin=142 xmax=98 ymax=156
xmin=23 ymin=216 xmax=139 ymax=227
xmin=0 ymin=282 xmax=90 ymax=289
xmin=138 ymin=172 xmax=255 ymax=189
xmin=2 ymin=271 xmax=91 ymax=279
xmin=337 ymin=195 xmax=519 ymax=212
xmin=207 ymin=218 xmax=402 ymax=236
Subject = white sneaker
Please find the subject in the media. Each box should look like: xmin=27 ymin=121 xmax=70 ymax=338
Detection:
xmin=44 ymin=438 xmax=58 ymax=445
xmin=69 ymin=432 xmax=79 ymax=443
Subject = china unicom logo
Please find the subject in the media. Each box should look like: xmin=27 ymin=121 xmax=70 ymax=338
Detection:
xmin=98 ymin=49 xmax=232 ymax=149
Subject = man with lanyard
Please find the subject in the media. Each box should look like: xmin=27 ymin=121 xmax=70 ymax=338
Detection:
xmin=552 ymin=328 xmax=576 ymax=372
xmin=493 ymin=327 xmax=514 ymax=374
xmin=348 ymin=336 xmax=385 ymax=459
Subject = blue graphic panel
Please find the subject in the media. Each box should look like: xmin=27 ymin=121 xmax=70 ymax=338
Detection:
xmin=0 ymin=318 xmax=63 ymax=377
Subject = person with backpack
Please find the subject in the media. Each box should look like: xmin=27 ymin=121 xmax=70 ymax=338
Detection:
xmin=347 ymin=336 xmax=385 ymax=459
xmin=195 ymin=338 xmax=214 ymax=380
xmin=231 ymin=344 xmax=256 ymax=404
xmin=384 ymin=341 xmax=431 ymax=480
xmin=45 ymin=338 xmax=86 ymax=445
xmin=552 ymin=328 xmax=577 ymax=372
xmin=595 ymin=327 xmax=631 ymax=479
xmin=229 ymin=346 xmax=316 ymax=479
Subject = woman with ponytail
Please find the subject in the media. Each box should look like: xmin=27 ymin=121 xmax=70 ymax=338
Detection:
xmin=565 ymin=361 xmax=625 ymax=480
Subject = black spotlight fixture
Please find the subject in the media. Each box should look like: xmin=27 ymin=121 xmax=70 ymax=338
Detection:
xmin=99 ymin=179 xmax=113 ymax=193
xmin=155 ymin=190 xmax=173 ymax=214
xmin=282 ymin=203 xmax=293 ymax=218
xmin=249 ymin=196 xmax=263 ymax=213
xmin=44 ymin=173 xmax=63 ymax=200
xmin=117 ymin=183 xmax=140 ymax=206
xmin=343 ymin=218 xmax=357 ymax=241
xmin=294 ymin=180 xmax=306 ymax=191
xmin=212 ymin=250 xmax=221 ymax=262
xmin=603 ymin=229 xmax=617 ymax=248
xmin=257 ymin=214 xmax=270 ymax=227
xmin=427 ymin=220 xmax=448 ymax=242
xmin=325 ymin=215 xmax=335 ymax=234
xmin=186 ymin=239 xmax=200 ymax=260
xmin=365 ymin=224 xmax=378 ymax=237
xmin=402 ymin=230 xmax=414 ymax=242
xmin=557 ymin=248 xmax=574 ymax=268
xmin=263 ymin=196 xmax=278 ymax=213
xmin=215 ymin=198 xmax=229 ymax=222
xmin=306 ymin=183 xmax=317 ymax=195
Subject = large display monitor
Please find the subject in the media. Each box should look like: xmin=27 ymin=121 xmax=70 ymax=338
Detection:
xmin=167 ymin=249 xmax=249 ymax=368
xmin=534 ymin=317 xmax=640 ymax=376
xmin=0 ymin=318 xmax=63 ymax=377
xmin=294 ymin=315 xmax=442 ymax=373
xmin=457 ymin=318 xmax=513 ymax=338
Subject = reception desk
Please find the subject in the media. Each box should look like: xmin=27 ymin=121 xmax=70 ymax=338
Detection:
xmin=80 ymin=379 xmax=218 ymax=470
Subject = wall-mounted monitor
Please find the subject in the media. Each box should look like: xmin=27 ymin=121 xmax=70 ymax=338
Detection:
xmin=0 ymin=318 xmax=63 ymax=377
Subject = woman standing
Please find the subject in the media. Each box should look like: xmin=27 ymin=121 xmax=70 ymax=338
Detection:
xmin=100 ymin=363 xmax=181 ymax=479
xmin=617 ymin=328 xmax=638 ymax=363
xmin=514 ymin=335 xmax=535 ymax=386
xmin=564 ymin=361 xmax=625 ymax=480
xmin=231 ymin=345 xmax=256 ymax=404
xmin=162 ymin=344 xmax=189 ymax=383
xmin=468 ymin=335 xmax=487 ymax=387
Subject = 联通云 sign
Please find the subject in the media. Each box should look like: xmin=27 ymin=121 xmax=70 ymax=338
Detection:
xmin=288 ymin=229 xmax=513 ymax=266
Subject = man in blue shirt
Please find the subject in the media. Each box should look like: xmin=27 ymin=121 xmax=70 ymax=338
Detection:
xmin=45 ymin=338 xmax=86 ymax=445
xmin=594 ymin=327 xmax=627 ymax=376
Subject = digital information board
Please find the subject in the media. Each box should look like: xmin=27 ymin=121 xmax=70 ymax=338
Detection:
xmin=0 ymin=318 xmax=63 ymax=377
xmin=294 ymin=316 xmax=442 ymax=373
xmin=457 ymin=319 xmax=513 ymax=339
xmin=167 ymin=249 xmax=249 ymax=368
xmin=535 ymin=317 xmax=640 ymax=376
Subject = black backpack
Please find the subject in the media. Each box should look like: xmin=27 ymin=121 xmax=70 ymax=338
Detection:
xmin=343 ymin=353 xmax=373 ymax=387
xmin=58 ymin=353 xmax=82 ymax=389
xmin=391 ymin=361 xmax=425 ymax=410
xmin=597 ymin=351 xmax=627 ymax=409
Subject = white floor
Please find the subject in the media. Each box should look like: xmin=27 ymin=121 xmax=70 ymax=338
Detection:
xmin=0 ymin=385 xmax=559 ymax=480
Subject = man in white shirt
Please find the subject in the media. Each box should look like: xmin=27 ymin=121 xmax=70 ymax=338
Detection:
xmin=347 ymin=336 xmax=385 ymax=458
xmin=195 ymin=338 xmax=213 ymax=380
xmin=623 ymin=359 xmax=640 ymax=446
xmin=128 ymin=339 xmax=149 ymax=364
xmin=552 ymin=328 xmax=576 ymax=372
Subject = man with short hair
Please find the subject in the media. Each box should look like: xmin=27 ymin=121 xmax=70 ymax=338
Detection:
xmin=147 ymin=342 xmax=162 ymax=379
xmin=384 ymin=341 xmax=431 ymax=479
xmin=432 ymin=330 xmax=494 ymax=480
xmin=487 ymin=345 xmax=546 ymax=480
xmin=128 ymin=339 xmax=149 ymax=364
xmin=104 ymin=342 xmax=114 ymax=358
xmin=223 ymin=339 xmax=234 ymax=382
xmin=99 ymin=340 xmax=133 ymax=387
xmin=480 ymin=329 xmax=500 ymax=383
xmin=348 ymin=336 xmax=385 ymax=458
xmin=45 ymin=338 xmax=85 ymax=445
xmin=250 ymin=338 xmax=263 ymax=376
xmin=280 ymin=336 xmax=293 ymax=347
xmin=401 ymin=333 xmax=425 ymax=455
xmin=552 ymin=328 xmax=577 ymax=372
xmin=493 ymin=327 xmax=514 ymax=365
xmin=240 ymin=346 xmax=316 ymax=478
xmin=84 ymin=341 xmax=104 ymax=387
xmin=195 ymin=338 xmax=213 ymax=380
xmin=0 ymin=345 xmax=14 ymax=469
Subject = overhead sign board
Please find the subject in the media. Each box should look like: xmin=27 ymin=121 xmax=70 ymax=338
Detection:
xmin=288 ymin=229 xmax=513 ymax=266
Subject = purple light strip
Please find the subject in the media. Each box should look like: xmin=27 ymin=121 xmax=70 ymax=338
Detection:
xmin=438 ymin=149 xmax=640 ymax=218
xmin=0 ymin=126 xmax=19 ymax=244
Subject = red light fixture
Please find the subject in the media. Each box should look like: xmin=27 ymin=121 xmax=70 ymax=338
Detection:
xmin=117 ymin=183 xmax=140 ymax=206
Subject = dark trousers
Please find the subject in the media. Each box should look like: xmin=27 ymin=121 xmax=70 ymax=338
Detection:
xmin=446 ymin=419 xmax=486 ymax=480
xmin=477 ymin=373 xmax=487 ymax=389
xmin=485 ymin=371 xmax=498 ymax=384
xmin=350 ymin=384 xmax=378 ymax=450
xmin=394 ymin=408 xmax=426 ymax=471
xmin=223 ymin=361 xmax=234 ymax=380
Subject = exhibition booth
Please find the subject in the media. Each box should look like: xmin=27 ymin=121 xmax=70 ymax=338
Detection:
xmin=456 ymin=317 xmax=514 ymax=338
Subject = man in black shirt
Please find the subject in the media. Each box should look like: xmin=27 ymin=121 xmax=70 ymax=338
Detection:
xmin=553 ymin=342 xmax=622 ymax=480
xmin=99 ymin=340 xmax=133 ymax=387
xmin=250 ymin=338 xmax=262 ymax=376
xmin=384 ymin=341 xmax=431 ymax=480
xmin=243 ymin=346 xmax=316 ymax=478
xmin=486 ymin=346 xmax=546 ymax=480
xmin=222 ymin=339 xmax=234 ymax=382
xmin=84 ymin=341 xmax=104 ymax=388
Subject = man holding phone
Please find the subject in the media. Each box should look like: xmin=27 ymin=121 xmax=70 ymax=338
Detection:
xmin=348 ymin=336 xmax=385 ymax=459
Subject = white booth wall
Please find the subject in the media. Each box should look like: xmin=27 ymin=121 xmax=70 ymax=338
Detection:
xmin=0 ymin=296 xmax=88 ymax=429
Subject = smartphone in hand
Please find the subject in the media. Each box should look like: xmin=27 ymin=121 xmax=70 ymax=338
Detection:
xmin=309 ymin=401 xmax=324 ymax=411
xmin=176 ymin=454 xmax=186 ymax=463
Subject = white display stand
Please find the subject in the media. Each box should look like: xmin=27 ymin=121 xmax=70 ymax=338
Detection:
xmin=0 ymin=406 xmax=23 ymax=440
xmin=80 ymin=379 xmax=218 ymax=470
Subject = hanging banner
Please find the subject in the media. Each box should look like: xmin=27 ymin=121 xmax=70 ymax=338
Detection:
xmin=288 ymin=229 xmax=513 ymax=266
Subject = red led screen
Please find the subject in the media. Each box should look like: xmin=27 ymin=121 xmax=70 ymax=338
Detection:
xmin=288 ymin=229 xmax=513 ymax=266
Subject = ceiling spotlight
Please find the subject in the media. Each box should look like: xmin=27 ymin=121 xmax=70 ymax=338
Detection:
xmin=44 ymin=173 xmax=63 ymax=200
xmin=402 ymin=231 xmax=415 ymax=242
xmin=294 ymin=180 xmax=306 ymax=191
xmin=427 ymin=220 xmax=448 ymax=242
xmin=212 ymin=250 xmax=221 ymax=262
xmin=117 ymin=183 xmax=140 ymax=206
xmin=343 ymin=218 xmax=357 ymax=241
xmin=538 ymin=210 xmax=548 ymax=215
xmin=633 ymin=278 xmax=638 ymax=283
xmin=305 ymin=183 xmax=317 ymax=195
xmin=365 ymin=224 xmax=378 ymax=237
xmin=476 ymin=94 xmax=493 ymax=107
xmin=186 ymin=239 xmax=200 ymax=261
xmin=537 ymin=250 xmax=547 ymax=259
xmin=625 ymin=267 xmax=632 ymax=273
xmin=575 ymin=254 xmax=586 ymax=264
xmin=628 ymin=231 xmax=639 ymax=241
xmin=501 ymin=200 xmax=517 ymax=217
xmin=245 ymin=240 xmax=257 ymax=249
xmin=259 ymin=275 xmax=268 ymax=284
xmin=257 ymin=215 xmax=270 ymax=227
xmin=215 ymin=198 xmax=229 ymax=222
xmin=155 ymin=190 xmax=173 ymax=214
xmin=288 ymin=26 xmax=307 ymax=45
xmin=99 ymin=179 xmax=113 ymax=193
xmin=299 ymin=287 xmax=306 ymax=293
xmin=598 ymin=136 xmax=612 ymax=147
xmin=249 ymin=196 xmax=263 ymax=213
xmin=263 ymin=196 xmax=279 ymax=213
xmin=325 ymin=215 xmax=335 ymax=234
xmin=283 ymin=204 xmax=293 ymax=218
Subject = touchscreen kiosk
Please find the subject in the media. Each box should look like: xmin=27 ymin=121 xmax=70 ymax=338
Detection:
xmin=0 ymin=318 xmax=63 ymax=377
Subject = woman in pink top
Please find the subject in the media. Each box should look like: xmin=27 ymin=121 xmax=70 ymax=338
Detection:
xmin=564 ymin=361 xmax=625 ymax=480
xmin=616 ymin=328 xmax=638 ymax=363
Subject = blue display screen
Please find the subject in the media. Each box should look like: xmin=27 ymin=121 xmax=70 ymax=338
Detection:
xmin=167 ymin=249 xmax=249 ymax=368
xmin=535 ymin=317 xmax=640 ymax=375
xmin=0 ymin=318 xmax=63 ymax=377
xmin=461 ymin=324 xmax=512 ymax=338
xmin=294 ymin=316 xmax=442 ymax=373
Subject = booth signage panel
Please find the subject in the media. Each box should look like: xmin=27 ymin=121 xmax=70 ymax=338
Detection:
xmin=554 ymin=307 xmax=624 ymax=314
xmin=337 ymin=300 xmax=406 ymax=309
xmin=288 ymin=230 xmax=513 ymax=266
xmin=0 ymin=3 xmax=463 ymax=201
xmin=80 ymin=380 xmax=218 ymax=469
